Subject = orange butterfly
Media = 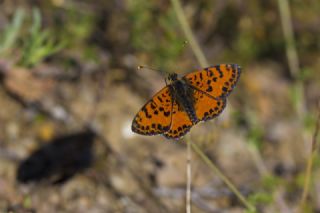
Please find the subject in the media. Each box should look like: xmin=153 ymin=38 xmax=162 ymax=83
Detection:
xmin=132 ymin=64 xmax=241 ymax=139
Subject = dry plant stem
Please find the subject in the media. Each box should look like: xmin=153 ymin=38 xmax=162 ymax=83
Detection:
xmin=299 ymin=107 xmax=320 ymax=211
xmin=169 ymin=0 xmax=203 ymax=211
xmin=191 ymin=142 xmax=256 ymax=212
xmin=278 ymin=0 xmax=318 ymax=211
xmin=186 ymin=136 xmax=192 ymax=213
xmin=170 ymin=0 xmax=209 ymax=68
xmin=277 ymin=0 xmax=305 ymax=117
xmin=277 ymin=0 xmax=300 ymax=77
xmin=278 ymin=1 xmax=311 ymax=211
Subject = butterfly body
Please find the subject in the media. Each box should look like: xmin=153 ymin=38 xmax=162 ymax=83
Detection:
xmin=168 ymin=78 xmax=199 ymax=125
xmin=132 ymin=64 xmax=241 ymax=139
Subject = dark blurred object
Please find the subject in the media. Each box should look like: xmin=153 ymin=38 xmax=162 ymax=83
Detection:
xmin=17 ymin=129 xmax=96 ymax=184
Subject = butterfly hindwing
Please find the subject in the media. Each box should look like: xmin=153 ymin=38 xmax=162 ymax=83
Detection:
xmin=183 ymin=64 xmax=241 ymax=98
xmin=132 ymin=86 xmax=172 ymax=135
xmin=163 ymin=100 xmax=194 ymax=139
xmin=192 ymin=89 xmax=226 ymax=121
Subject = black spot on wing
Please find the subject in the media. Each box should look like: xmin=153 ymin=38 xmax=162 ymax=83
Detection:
xmin=206 ymin=86 xmax=213 ymax=92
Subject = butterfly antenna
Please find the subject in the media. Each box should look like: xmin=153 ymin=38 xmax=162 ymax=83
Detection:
xmin=137 ymin=65 xmax=169 ymax=85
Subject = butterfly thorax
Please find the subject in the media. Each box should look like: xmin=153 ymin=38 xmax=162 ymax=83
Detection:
xmin=169 ymin=79 xmax=199 ymax=124
xmin=167 ymin=73 xmax=178 ymax=82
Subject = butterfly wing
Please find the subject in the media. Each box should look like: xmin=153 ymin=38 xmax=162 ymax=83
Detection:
xmin=132 ymin=86 xmax=173 ymax=135
xmin=192 ymin=89 xmax=226 ymax=121
xmin=183 ymin=64 xmax=241 ymax=99
xmin=163 ymin=100 xmax=194 ymax=139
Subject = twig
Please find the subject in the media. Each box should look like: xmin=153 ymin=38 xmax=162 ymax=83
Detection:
xmin=278 ymin=1 xmax=312 ymax=211
xmin=170 ymin=0 xmax=209 ymax=67
xmin=169 ymin=1 xmax=205 ymax=211
xmin=299 ymin=105 xmax=320 ymax=211
xmin=186 ymin=135 xmax=192 ymax=213
xmin=277 ymin=0 xmax=299 ymax=78
xmin=277 ymin=0 xmax=305 ymax=118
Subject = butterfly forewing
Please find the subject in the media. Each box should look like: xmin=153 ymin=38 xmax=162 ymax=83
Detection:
xmin=183 ymin=64 xmax=241 ymax=99
xmin=132 ymin=86 xmax=173 ymax=135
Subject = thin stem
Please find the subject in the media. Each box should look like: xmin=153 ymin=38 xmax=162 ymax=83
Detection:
xmin=278 ymin=1 xmax=315 ymax=211
xmin=299 ymin=106 xmax=320 ymax=211
xmin=191 ymin=142 xmax=256 ymax=212
xmin=170 ymin=0 xmax=209 ymax=67
xmin=186 ymin=136 xmax=192 ymax=213
xmin=277 ymin=0 xmax=299 ymax=78
xmin=277 ymin=0 xmax=305 ymax=118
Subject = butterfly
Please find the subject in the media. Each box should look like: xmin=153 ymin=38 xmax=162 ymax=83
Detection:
xmin=131 ymin=64 xmax=241 ymax=139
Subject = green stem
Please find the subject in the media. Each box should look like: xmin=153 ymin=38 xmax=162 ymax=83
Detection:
xmin=277 ymin=0 xmax=305 ymax=118
xmin=191 ymin=142 xmax=256 ymax=212
xmin=170 ymin=0 xmax=209 ymax=67
xmin=299 ymin=107 xmax=320 ymax=210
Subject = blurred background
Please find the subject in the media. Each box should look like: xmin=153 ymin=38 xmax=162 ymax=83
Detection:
xmin=0 ymin=0 xmax=319 ymax=212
